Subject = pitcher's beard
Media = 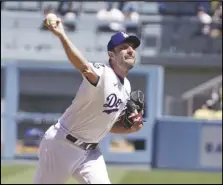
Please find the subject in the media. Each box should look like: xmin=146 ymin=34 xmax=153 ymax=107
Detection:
xmin=120 ymin=59 xmax=135 ymax=71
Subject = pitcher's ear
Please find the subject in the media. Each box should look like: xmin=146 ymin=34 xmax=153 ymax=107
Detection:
xmin=108 ymin=51 xmax=115 ymax=59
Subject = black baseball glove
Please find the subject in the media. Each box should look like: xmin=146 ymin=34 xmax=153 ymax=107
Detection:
xmin=123 ymin=90 xmax=145 ymax=129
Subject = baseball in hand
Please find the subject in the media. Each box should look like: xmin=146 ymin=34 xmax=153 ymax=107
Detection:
xmin=46 ymin=13 xmax=57 ymax=27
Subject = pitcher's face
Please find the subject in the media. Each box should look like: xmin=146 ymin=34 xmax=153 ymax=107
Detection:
xmin=110 ymin=42 xmax=136 ymax=70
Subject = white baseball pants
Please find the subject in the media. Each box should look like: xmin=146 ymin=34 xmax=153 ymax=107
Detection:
xmin=33 ymin=125 xmax=111 ymax=184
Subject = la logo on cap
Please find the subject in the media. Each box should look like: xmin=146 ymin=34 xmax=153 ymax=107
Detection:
xmin=121 ymin=32 xmax=128 ymax=38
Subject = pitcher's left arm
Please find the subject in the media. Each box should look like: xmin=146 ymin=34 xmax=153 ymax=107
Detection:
xmin=110 ymin=113 xmax=143 ymax=134
xmin=110 ymin=90 xmax=145 ymax=134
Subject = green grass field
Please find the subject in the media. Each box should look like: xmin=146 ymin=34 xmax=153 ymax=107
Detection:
xmin=1 ymin=163 xmax=222 ymax=184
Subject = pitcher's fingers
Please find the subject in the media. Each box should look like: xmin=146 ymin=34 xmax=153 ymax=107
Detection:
xmin=45 ymin=24 xmax=55 ymax=33
xmin=129 ymin=112 xmax=142 ymax=119
xmin=43 ymin=19 xmax=53 ymax=30
xmin=56 ymin=17 xmax=61 ymax=24
xmin=133 ymin=115 xmax=143 ymax=123
xmin=43 ymin=19 xmax=49 ymax=27
xmin=128 ymin=112 xmax=138 ymax=119
xmin=48 ymin=21 xmax=57 ymax=30
xmin=55 ymin=18 xmax=61 ymax=28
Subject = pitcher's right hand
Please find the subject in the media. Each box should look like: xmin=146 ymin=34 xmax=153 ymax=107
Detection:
xmin=43 ymin=14 xmax=66 ymax=38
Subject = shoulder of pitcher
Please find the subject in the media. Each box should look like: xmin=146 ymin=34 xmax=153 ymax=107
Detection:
xmin=82 ymin=62 xmax=107 ymax=87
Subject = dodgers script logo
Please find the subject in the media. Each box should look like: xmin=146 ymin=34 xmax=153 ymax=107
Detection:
xmin=103 ymin=93 xmax=122 ymax=114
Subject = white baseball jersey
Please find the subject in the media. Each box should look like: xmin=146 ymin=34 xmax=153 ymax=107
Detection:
xmin=58 ymin=63 xmax=131 ymax=143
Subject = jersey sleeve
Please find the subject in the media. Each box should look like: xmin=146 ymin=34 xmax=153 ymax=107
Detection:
xmin=81 ymin=62 xmax=106 ymax=88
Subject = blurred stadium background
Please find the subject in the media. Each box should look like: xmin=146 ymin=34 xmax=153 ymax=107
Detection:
xmin=1 ymin=1 xmax=222 ymax=184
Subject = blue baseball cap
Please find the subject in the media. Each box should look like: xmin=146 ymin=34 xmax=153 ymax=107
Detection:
xmin=107 ymin=32 xmax=140 ymax=51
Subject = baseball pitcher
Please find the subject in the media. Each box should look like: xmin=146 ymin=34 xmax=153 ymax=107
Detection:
xmin=33 ymin=13 xmax=145 ymax=184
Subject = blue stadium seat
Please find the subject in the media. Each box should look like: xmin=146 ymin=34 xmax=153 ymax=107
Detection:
xmin=77 ymin=14 xmax=98 ymax=31
xmin=140 ymin=24 xmax=161 ymax=56
xmin=3 ymin=2 xmax=22 ymax=10
xmin=18 ymin=1 xmax=40 ymax=11
xmin=1 ymin=12 xmax=16 ymax=29
xmin=82 ymin=2 xmax=106 ymax=13
xmin=158 ymin=2 xmax=179 ymax=15
xmin=41 ymin=1 xmax=59 ymax=10
xmin=66 ymin=31 xmax=96 ymax=53
xmin=138 ymin=2 xmax=159 ymax=15
xmin=1 ymin=11 xmax=43 ymax=29
xmin=3 ymin=1 xmax=40 ymax=11
xmin=177 ymin=2 xmax=198 ymax=15
xmin=160 ymin=19 xmax=176 ymax=53
xmin=173 ymin=19 xmax=201 ymax=53
xmin=94 ymin=32 xmax=113 ymax=52
xmin=208 ymin=38 xmax=222 ymax=54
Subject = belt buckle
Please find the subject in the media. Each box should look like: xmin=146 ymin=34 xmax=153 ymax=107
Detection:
xmin=85 ymin=143 xmax=96 ymax=150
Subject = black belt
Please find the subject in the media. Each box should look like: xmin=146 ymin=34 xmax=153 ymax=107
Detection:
xmin=66 ymin=134 xmax=98 ymax=150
